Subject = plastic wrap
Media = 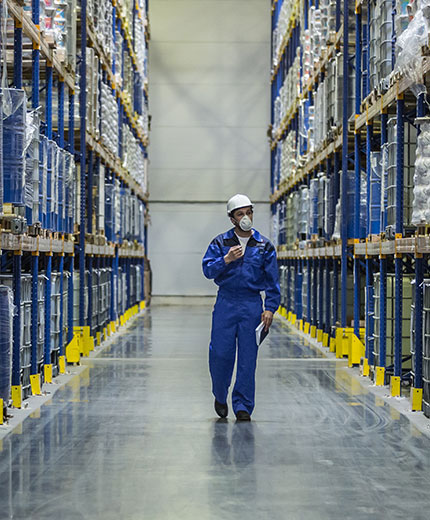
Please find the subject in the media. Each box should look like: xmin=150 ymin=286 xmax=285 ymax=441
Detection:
xmin=380 ymin=143 xmax=389 ymax=231
xmin=332 ymin=199 xmax=341 ymax=240
xmin=86 ymin=47 xmax=100 ymax=138
xmin=53 ymin=3 xmax=67 ymax=49
xmin=37 ymin=275 xmax=46 ymax=367
xmin=360 ymin=171 xmax=367 ymax=237
xmin=370 ymin=151 xmax=382 ymax=234
xmin=0 ymin=0 xmax=11 ymax=118
xmin=134 ymin=10 xmax=148 ymax=78
xmin=114 ymin=178 xmax=121 ymax=238
xmin=46 ymin=139 xmax=53 ymax=228
xmin=286 ymin=194 xmax=293 ymax=247
xmin=122 ymin=124 xmax=147 ymax=186
xmin=2 ymin=89 xmax=27 ymax=206
xmin=386 ymin=119 xmax=416 ymax=232
xmin=395 ymin=3 xmax=430 ymax=96
xmin=88 ymin=0 xmax=109 ymax=55
xmin=412 ymin=122 xmax=430 ymax=225
xmin=39 ymin=135 xmax=48 ymax=226
xmin=114 ymin=27 xmax=123 ymax=88
xmin=396 ymin=0 xmax=412 ymax=37
xmin=272 ymin=52 xmax=301 ymax=138
xmin=317 ymin=174 xmax=327 ymax=234
xmin=314 ymin=81 xmax=328 ymax=149
xmin=298 ymin=186 xmax=309 ymax=238
xmin=138 ymin=200 xmax=145 ymax=242
xmin=101 ymin=82 xmax=119 ymax=156
xmin=105 ymin=183 xmax=115 ymax=241
xmin=73 ymin=270 xmax=89 ymax=327
xmin=96 ymin=163 xmax=105 ymax=232
xmin=272 ymin=0 xmax=296 ymax=71
xmin=379 ymin=0 xmax=393 ymax=81
xmin=52 ymin=144 xmax=59 ymax=230
xmin=0 ymin=285 xmax=13 ymax=405
xmin=324 ymin=174 xmax=337 ymax=239
xmin=64 ymin=151 xmax=75 ymax=234
xmin=292 ymin=191 xmax=299 ymax=244
xmin=278 ymin=199 xmax=286 ymax=245
xmin=309 ymin=178 xmax=319 ymax=235
xmin=58 ymin=148 xmax=65 ymax=231
xmin=332 ymin=170 xmax=366 ymax=239
xmin=24 ymin=111 xmax=40 ymax=222
xmin=271 ymin=210 xmax=279 ymax=247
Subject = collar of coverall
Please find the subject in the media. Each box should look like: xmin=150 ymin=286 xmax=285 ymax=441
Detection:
xmin=226 ymin=227 xmax=264 ymax=244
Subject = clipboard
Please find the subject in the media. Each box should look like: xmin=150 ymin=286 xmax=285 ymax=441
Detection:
xmin=255 ymin=322 xmax=269 ymax=346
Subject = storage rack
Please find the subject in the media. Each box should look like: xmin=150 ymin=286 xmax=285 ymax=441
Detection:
xmin=0 ymin=0 xmax=149 ymax=413
xmin=271 ymin=0 xmax=430 ymax=414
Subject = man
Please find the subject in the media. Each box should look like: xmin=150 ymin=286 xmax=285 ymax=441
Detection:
xmin=202 ymin=194 xmax=281 ymax=421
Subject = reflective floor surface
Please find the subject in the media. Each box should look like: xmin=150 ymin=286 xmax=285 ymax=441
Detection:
xmin=1 ymin=306 xmax=430 ymax=519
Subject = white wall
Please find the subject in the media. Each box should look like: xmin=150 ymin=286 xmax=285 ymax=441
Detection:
xmin=148 ymin=0 xmax=271 ymax=296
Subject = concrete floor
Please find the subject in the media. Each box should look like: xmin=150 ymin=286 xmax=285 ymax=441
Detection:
xmin=0 ymin=305 xmax=430 ymax=519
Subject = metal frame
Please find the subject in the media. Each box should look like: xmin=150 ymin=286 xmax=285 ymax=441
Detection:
xmin=1 ymin=0 xmax=150 ymax=407
xmin=271 ymin=0 xmax=430 ymax=412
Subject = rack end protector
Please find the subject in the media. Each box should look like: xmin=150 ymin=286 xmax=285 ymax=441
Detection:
xmin=59 ymin=356 xmax=66 ymax=375
xmin=11 ymin=385 xmax=22 ymax=408
xmin=30 ymin=374 xmax=42 ymax=395
xmin=390 ymin=376 xmax=401 ymax=397
xmin=44 ymin=364 xmax=53 ymax=384
xmin=375 ymin=366 xmax=385 ymax=387
xmin=411 ymin=387 xmax=423 ymax=412
xmin=361 ymin=357 xmax=370 ymax=377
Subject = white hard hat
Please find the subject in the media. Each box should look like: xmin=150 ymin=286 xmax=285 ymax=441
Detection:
xmin=227 ymin=194 xmax=253 ymax=216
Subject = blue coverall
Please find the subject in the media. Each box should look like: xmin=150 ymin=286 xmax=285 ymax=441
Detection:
xmin=202 ymin=228 xmax=281 ymax=415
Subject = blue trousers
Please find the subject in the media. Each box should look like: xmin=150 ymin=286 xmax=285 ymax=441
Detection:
xmin=209 ymin=292 xmax=263 ymax=415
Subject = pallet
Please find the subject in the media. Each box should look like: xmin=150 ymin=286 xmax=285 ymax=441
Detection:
xmin=360 ymin=88 xmax=380 ymax=114
xmin=94 ymin=234 xmax=107 ymax=246
xmin=416 ymin=224 xmax=430 ymax=236
xmin=40 ymin=228 xmax=52 ymax=239
xmin=27 ymin=222 xmax=43 ymax=237
xmin=367 ymin=234 xmax=382 ymax=243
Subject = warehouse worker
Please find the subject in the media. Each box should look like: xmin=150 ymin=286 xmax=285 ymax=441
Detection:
xmin=202 ymin=194 xmax=281 ymax=421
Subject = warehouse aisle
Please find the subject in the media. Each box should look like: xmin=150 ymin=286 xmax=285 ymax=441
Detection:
xmin=1 ymin=306 xmax=430 ymax=519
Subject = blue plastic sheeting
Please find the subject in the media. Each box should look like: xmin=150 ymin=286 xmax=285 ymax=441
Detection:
xmin=2 ymin=89 xmax=26 ymax=206
xmin=0 ymin=286 xmax=13 ymax=403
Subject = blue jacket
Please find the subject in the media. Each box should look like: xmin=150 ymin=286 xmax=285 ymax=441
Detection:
xmin=202 ymin=228 xmax=281 ymax=313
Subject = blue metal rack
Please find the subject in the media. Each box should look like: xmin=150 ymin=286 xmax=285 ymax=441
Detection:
xmin=0 ymin=0 xmax=150 ymax=409
xmin=272 ymin=0 xmax=430 ymax=413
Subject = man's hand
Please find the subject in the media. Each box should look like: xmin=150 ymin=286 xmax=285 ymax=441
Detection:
xmin=224 ymin=246 xmax=243 ymax=264
xmin=261 ymin=310 xmax=273 ymax=332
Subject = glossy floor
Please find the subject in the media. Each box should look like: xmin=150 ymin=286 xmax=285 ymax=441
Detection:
xmin=1 ymin=306 xmax=430 ymax=519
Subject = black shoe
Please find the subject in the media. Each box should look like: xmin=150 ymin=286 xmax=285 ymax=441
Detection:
xmin=236 ymin=410 xmax=251 ymax=422
xmin=215 ymin=400 xmax=228 ymax=418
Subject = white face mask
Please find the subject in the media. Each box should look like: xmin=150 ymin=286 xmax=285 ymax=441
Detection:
xmin=238 ymin=215 xmax=253 ymax=232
